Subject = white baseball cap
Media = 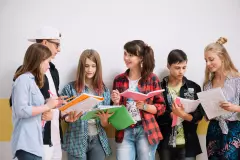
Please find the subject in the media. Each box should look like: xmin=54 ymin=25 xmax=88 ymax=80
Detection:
xmin=28 ymin=26 xmax=61 ymax=42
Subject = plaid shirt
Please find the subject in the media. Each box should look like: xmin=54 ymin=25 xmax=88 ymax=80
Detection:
xmin=112 ymin=70 xmax=166 ymax=145
xmin=61 ymin=81 xmax=111 ymax=158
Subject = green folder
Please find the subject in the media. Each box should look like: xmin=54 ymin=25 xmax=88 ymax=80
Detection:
xmin=81 ymin=105 xmax=135 ymax=130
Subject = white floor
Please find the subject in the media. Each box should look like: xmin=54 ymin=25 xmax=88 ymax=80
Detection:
xmin=0 ymin=136 xmax=207 ymax=160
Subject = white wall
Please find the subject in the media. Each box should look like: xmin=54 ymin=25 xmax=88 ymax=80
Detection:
xmin=1 ymin=0 xmax=240 ymax=98
xmin=0 ymin=0 xmax=239 ymax=159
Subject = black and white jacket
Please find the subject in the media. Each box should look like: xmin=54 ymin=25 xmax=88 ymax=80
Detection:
xmin=157 ymin=76 xmax=203 ymax=157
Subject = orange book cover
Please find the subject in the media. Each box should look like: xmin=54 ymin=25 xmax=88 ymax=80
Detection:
xmin=59 ymin=93 xmax=104 ymax=112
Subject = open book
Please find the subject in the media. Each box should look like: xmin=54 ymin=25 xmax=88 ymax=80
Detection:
xmin=81 ymin=105 xmax=136 ymax=130
xmin=120 ymin=89 xmax=165 ymax=101
xmin=59 ymin=93 xmax=104 ymax=115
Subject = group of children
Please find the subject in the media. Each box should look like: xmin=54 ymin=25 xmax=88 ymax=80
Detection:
xmin=10 ymin=26 xmax=240 ymax=160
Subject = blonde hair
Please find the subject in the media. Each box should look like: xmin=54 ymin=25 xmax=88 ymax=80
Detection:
xmin=203 ymin=37 xmax=240 ymax=87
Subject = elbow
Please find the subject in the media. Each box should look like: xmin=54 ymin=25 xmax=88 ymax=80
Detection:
xmin=156 ymin=104 xmax=166 ymax=116
xmin=189 ymin=114 xmax=203 ymax=124
xmin=14 ymin=107 xmax=32 ymax=119
xmin=151 ymin=109 xmax=157 ymax=115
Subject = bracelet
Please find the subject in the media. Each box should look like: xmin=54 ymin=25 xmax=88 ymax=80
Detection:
xmin=143 ymin=104 xmax=148 ymax=111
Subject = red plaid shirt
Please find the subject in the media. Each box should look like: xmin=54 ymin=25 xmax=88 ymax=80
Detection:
xmin=112 ymin=70 xmax=166 ymax=145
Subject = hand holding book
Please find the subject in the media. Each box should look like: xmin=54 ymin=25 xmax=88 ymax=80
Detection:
xmin=81 ymin=105 xmax=135 ymax=130
xmin=96 ymin=110 xmax=114 ymax=127
xmin=64 ymin=111 xmax=83 ymax=123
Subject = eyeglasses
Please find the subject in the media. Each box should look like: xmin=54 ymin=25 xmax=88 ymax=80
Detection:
xmin=47 ymin=40 xmax=60 ymax=49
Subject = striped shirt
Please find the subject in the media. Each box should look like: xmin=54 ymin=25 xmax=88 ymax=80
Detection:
xmin=204 ymin=76 xmax=240 ymax=133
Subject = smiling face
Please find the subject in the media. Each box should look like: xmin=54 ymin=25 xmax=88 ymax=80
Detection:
xmin=123 ymin=50 xmax=142 ymax=69
xmin=204 ymin=51 xmax=223 ymax=73
xmin=84 ymin=58 xmax=97 ymax=80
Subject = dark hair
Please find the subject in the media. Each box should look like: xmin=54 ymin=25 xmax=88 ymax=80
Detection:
xmin=167 ymin=49 xmax=187 ymax=66
xmin=36 ymin=39 xmax=44 ymax=43
xmin=14 ymin=43 xmax=52 ymax=88
xmin=124 ymin=40 xmax=155 ymax=82
xmin=75 ymin=49 xmax=104 ymax=95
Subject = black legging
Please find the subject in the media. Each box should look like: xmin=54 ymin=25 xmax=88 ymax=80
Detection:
xmin=158 ymin=148 xmax=196 ymax=160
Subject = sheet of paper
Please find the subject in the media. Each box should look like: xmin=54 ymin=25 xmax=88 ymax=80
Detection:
xmin=172 ymin=97 xmax=200 ymax=126
xmin=197 ymin=87 xmax=231 ymax=119
xmin=178 ymin=97 xmax=200 ymax=113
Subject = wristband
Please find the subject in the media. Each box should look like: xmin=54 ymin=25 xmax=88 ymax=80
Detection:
xmin=143 ymin=104 xmax=148 ymax=111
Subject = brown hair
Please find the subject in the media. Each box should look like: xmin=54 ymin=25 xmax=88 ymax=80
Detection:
xmin=124 ymin=40 xmax=155 ymax=82
xmin=203 ymin=37 xmax=240 ymax=87
xmin=14 ymin=43 xmax=52 ymax=88
xmin=75 ymin=49 xmax=104 ymax=95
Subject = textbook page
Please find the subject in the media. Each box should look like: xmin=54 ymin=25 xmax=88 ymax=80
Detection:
xmin=61 ymin=97 xmax=103 ymax=115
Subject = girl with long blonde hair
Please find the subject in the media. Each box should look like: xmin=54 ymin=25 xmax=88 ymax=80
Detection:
xmin=203 ymin=37 xmax=240 ymax=159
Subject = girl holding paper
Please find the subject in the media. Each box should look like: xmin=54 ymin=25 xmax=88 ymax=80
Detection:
xmin=61 ymin=49 xmax=112 ymax=160
xmin=157 ymin=49 xmax=203 ymax=160
xmin=203 ymin=37 xmax=240 ymax=160
xmin=11 ymin=43 xmax=60 ymax=160
xmin=111 ymin=40 xmax=166 ymax=160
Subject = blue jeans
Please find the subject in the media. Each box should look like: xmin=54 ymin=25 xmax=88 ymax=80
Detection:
xmin=116 ymin=125 xmax=158 ymax=160
xmin=68 ymin=135 xmax=106 ymax=160
xmin=16 ymin=150 xmax=42 ymax=160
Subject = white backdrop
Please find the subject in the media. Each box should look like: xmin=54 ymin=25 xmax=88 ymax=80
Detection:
xmin=0 ymin=0 xmax=240 ymax=97
xmin=0 ymin=0 xmax=239 ymax=159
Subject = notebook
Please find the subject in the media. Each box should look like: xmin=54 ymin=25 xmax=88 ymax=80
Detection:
xmin=81 ymin=105 xmax=136 ymax=130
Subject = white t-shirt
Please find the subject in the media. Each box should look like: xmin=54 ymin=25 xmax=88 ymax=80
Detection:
xmin=87 ymin=88 xmax=98 ymax=135
xmin=126 ymin=79 xmax=141 ymax=122
xmin=45 ymin=70 xmax=61 ymax=146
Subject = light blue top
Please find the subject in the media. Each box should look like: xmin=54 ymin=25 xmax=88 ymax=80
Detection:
xmin=11 ymin=72 xmax=45 ymax=158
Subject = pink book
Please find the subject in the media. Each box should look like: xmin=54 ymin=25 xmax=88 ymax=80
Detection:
xmin=120 ymin=89 xmax=165 ymax=101
xmin=172 ymin=114 xmax=178 ymax=127
xmin=172 ymin=97 xmax=181 ymax=127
